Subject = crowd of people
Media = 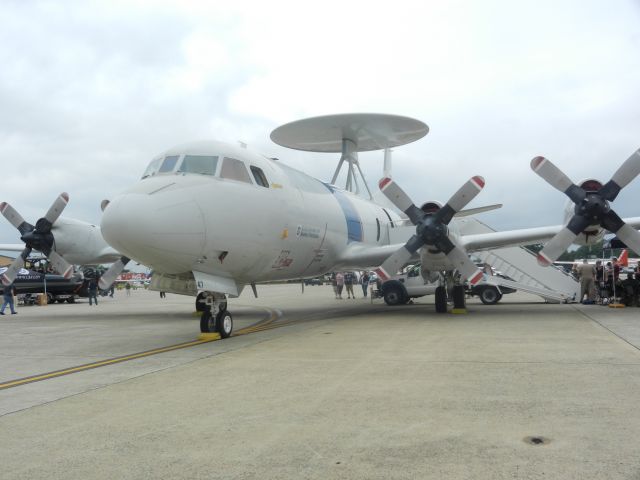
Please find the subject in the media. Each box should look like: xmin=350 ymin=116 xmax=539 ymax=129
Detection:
xmin=574 ymin=257 xmax=640 ymax=306
xmin=329 ymin=271 xmax=372 ymax=299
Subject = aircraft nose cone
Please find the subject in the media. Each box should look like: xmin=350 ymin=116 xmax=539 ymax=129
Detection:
xmin=101 ymin=193 xmax=206 ymax=267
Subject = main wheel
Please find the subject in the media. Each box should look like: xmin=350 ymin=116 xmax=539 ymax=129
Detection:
xmin=67 ymin=296 xmax=75 ymax=304
xmin=216 ymin=311 xmax=233 ymax=338
xmin=479 ymin=286 xmax=502 ymax=305
xmin=383 ymin=285 xmax=406 ymax=306
xmin=435 ymin=286 xmax=447 ymax=313
xmin=200 ymin=310 xmax=216 ymax=333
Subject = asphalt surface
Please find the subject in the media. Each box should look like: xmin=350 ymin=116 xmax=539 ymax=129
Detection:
xmin=1 ymin=285 xmax=640 ymax=479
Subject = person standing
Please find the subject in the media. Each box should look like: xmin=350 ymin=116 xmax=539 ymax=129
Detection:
xmin=159 ymin=291 xmax=166 ymax=298
xmin=344 ymin=271 xmax=355 ymax=299
xmin=361 ymin=271 xmax=370 ymax=298
xmin=0 ymin=283 xmax=18 ymax=315
xmin=88 ymin=278 xmax=99 ymax=306
xmin=335 ymin=272 xmax=344 ymax=299
xmin=125 ymin=282 xmax=132 ymax=296
xmin=576 ymin=259 xmax=595 ymax=303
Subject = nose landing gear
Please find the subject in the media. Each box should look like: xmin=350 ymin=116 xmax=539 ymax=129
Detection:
xmin=199 ymin=292 xmax=233 ymax=338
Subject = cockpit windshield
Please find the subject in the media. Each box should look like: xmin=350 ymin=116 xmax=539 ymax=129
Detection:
xmin=178 ymin=155 xmax=218 ymax=175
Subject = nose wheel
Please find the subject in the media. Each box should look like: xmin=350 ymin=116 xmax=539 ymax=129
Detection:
xmin=199 ymin=292 xmax=233 ymax=338
xmin=200 ymin=310 xmax=233 ymax=338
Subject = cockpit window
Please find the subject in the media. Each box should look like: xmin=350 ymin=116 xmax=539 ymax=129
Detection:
xmin=220 ymin=157 xmax=251 ymax=184
xmin=158 ymin=155 xmax=179 ymax=173
xmin=178 ymin=155 xmax=218 ymax=176
xmin=141 ymin=157 xmax=162 ymax=178
xmin=250 ymin=166 xmax=269 ymax=188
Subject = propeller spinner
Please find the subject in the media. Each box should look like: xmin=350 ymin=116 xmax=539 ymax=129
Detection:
xmin=531 ymin=148 xmax=640 ymax=265
xmin=0 ymin=193 xmax=73 ymax=285
xmin=376 ymin=176 xmax=485 ymax=285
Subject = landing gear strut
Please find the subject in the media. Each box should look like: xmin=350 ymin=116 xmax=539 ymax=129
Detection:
xmin=199 ymin=292 xmax=233 ymax=338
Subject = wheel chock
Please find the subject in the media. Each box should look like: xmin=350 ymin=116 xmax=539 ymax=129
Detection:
xmin=608 ymin=303 xmax=625 ymax=309
xmin=198 ymin=332 xmax=221 ymax=341
xmin=450 ymin=308 xmax=467 ymax=314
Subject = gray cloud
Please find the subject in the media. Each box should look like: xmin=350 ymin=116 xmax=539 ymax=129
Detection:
xmin=1 ymin=0 xmax=640 ymax=254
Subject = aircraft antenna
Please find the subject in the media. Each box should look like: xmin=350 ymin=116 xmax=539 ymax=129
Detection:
xmin=270 ymin=113 xmax=428 ymax=199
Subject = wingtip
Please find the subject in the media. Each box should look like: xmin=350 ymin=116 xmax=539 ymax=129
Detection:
xmin=60 ymin=192 xmax=70 ymax=203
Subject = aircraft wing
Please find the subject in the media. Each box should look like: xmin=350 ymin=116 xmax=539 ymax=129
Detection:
xmin=335 ymin=243 xmax=418 ymax=270
xmin=461 ymin=216 xmax=640 ymax=252
xmin=0 ymin=244 xmax=25 ymax=252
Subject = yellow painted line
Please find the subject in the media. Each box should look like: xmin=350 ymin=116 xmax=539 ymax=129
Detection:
xmin=0 ymin=307 xmax=282 ymax=391
xmin=0 ymin=337 xmax=219 ymax=390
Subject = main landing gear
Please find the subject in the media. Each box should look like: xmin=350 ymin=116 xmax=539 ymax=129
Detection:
xmin=198 ymin=292 xmax=233 ymax=338
xmin=434 ymin=284 xmax=466 ymax=313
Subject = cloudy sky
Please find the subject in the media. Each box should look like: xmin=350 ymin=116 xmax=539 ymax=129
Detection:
xmin=1 ymin=0 xmax=640 ymax=254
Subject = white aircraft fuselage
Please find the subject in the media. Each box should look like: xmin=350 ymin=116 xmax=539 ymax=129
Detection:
xmin=100 ymin=141 xmax=402 ymax=293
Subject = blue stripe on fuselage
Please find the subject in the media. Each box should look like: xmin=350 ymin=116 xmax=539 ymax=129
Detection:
xmin=323 ymin=184 xmax=363 ymax=243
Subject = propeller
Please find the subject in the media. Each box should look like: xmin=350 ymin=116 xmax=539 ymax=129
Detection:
xmin=0 ymin=193 xmax=73 ymax=285
xmin=531 ymin=148 xmax=640 ymax=265
xmin=376 ymin=176 xmax=485 ymax=285
xmin=98 ymin=255 xmax=131 ymax=290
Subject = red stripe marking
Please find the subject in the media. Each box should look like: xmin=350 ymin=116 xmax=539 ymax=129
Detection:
xmin=61 ymin=192 xmax=69 ymax=203
xmin=375 ymin=268 xmax=389 ymax=282
xmin=469 ymin=271 xmax=484 ymax=285
xmin=537 ymin=252 xmax=551 ymax=266
xmin=472 ymin=176 xmax=485 ymax=189
xmin=378 ymin=177 xmax=392 ymax=190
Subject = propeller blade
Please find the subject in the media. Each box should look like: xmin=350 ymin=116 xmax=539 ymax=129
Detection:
xmin=47 ymin=251 xmax=74 ymax=279
xmin=378 ymin=177 xmax=423 ymax=225
xmin=530 ymin=156 xmax=585 ymax=204
xmin=537 ymin=215 xmax=591 ymax=266
xmin=600 ymin=148 xmax=640 ymax=201
xmin=98 ymin=256 xmax=130 ymax=290
xmin=444 ymin=243 xmax=484 ymax=285
xmin=609 ymin=223 xmax=640 ymax=256
xmin=375 ymin=235 xmax=424 ymax=282
xmin=0 ymin=202 xmax=34 ymax=236
xmin=435 ymin=176 xmax=485 ymax=225
xmin=43 ymin=192 xmax=69 ymax=225
xmin=1 ymin=247 xmax=30 ymax=285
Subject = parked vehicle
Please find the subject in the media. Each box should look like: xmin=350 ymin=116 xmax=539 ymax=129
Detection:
xmin=377 ymin=263 xmax=516 ymax=306
xmin=0 ymin=267 xmax=85 ymax=304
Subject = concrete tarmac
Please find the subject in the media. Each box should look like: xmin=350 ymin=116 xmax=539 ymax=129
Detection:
xmin=1 ymin=285 xmax=640 ymax=479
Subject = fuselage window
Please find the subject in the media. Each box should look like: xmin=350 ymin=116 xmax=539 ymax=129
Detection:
xmin=250 ymin=166 xmax=269 ymax=188
xmin=376 ymin=218 xmax=381 ymax=241
xmin=382 ymin=208 xmax=395 ymax=228
xmin=220 ymin=157 xmax=251 ymax=184
xmin=178 ymin=155 xmax=218 ymax=176
xmin=158 ymin=155 xmax=179 ymax=173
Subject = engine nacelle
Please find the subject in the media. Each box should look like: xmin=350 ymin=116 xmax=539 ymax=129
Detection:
xmin=51 ymin=217 xmax=121 ymax=264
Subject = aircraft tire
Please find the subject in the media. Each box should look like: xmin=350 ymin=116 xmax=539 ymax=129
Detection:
xmin=479 ymin=286 xmax=502 ymax=305
xmin=435 ymin=286 xmax=447 ymax=313
xmin=216 ymin=311 xmax=233 ymax=338
xmin=67 ymin=297 xmax=75 ymax=304
xmin=200 ymin=311 xmax=216 ymax=333
xmin=383 ymin=284 xmax=407 ymax=306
